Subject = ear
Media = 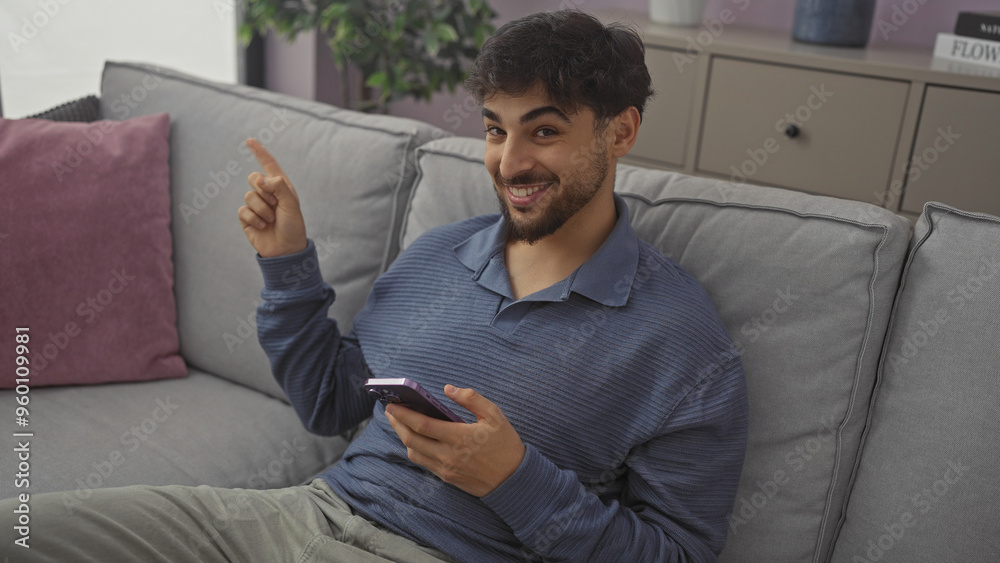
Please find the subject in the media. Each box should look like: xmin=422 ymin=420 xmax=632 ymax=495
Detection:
xmin=609 ymin=106 xmax=641 ymax=159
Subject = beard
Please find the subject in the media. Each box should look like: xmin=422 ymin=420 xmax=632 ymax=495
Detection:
xmin=494 ymin=141 xmax=611 ymax=245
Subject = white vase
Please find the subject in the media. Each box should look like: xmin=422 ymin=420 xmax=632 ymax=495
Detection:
xmin=649 ymin=0 xmax=708 ymax=26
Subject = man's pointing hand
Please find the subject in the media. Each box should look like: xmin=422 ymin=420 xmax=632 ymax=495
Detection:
xmin=238 ymin=138 xmax=308 ymax=258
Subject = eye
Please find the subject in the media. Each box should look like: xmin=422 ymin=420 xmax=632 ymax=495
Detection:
xmin=484 ymin=125 xmax=505 ymax=137
xmin=535 ymin=127 xmax=558 ymax=138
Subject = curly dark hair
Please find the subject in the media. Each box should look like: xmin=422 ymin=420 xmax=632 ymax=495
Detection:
xmin=465 ymin=10 xmax=654 ymax=129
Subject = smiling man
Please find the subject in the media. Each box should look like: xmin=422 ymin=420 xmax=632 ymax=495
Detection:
xmin=2 ymin=10 xmax=747 ymax=563
xmin=481 ymin=83 xmax=622 ymax=301
xmin=250 ymin=9 xmax=748 ymax=562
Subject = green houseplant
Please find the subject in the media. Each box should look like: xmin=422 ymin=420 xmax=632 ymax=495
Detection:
xmin=240 ymin=0 xmax=497 ymax=113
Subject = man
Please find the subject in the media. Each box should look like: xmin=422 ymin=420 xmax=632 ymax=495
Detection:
xmin=240 ymin=9 xmax=747 ymax=561
xmin=5 ymin=10 xmax=746 ymax=562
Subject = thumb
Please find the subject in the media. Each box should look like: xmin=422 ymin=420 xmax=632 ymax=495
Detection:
xmin=445 ymin=386 xmax=496 ymax=421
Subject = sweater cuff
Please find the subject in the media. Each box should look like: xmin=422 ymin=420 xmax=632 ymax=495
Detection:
xmin=481 ymin=444 xmax=582 ymax=537
xmin=257 ymin=239 xmax=322 ymax=291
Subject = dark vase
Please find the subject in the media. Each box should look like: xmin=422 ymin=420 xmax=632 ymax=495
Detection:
xmin=792 ymin=0 xmax=876 ymax=47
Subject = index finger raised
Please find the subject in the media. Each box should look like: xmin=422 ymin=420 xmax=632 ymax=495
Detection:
xmin=246 ymin=137 xmax=286 ymax=178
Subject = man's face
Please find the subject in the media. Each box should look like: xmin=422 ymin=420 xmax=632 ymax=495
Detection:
xmin=482 ymin=85 xmax=613 ymax=244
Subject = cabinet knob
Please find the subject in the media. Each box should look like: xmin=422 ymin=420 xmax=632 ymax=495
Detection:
xmin=784 ymin=123 xmax=801 ymax=139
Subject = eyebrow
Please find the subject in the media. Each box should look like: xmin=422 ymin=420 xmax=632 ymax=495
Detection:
xmin=482 ymin=105 xmax=573 ymax=126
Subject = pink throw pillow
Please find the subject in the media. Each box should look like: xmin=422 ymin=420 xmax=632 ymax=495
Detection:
xmin=0 ymin=113 xmax=186 ymax=387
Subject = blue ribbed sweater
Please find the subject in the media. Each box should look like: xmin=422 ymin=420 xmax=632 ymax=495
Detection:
xmin=256 ymin=202 xmax=748 ymax=562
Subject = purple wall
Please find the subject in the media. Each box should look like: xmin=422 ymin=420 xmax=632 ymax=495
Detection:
xmin=699 ymin=0 xmax=1000 ymax=47
xmin=387 ymin=0 xmax=650 ymax=137
xmin=266 ymin=0 xmax=999 ymax=137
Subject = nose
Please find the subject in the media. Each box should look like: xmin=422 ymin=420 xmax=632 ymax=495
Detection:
xmin=498 ymin=135 xmax=536 ymax=181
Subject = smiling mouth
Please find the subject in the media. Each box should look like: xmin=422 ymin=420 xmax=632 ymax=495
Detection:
xmin=508 ymin=184 xmax=546 ymax=197
xmin=505 ymin=182 xmax=554 ymax=207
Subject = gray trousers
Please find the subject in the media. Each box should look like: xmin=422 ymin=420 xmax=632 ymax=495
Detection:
xmin=0 ymin=479 xmax=454 ymax=562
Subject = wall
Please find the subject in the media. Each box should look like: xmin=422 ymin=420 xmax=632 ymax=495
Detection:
xmin=0 ymin=0 xmax=239 ymax=118
xmin=6 ymin=1 xmax=982 ymax=125
xmin=701 ymin=0 xmax=1000 ymax=47
xmin=385 ymin=0 xmax=1000 ymax=137
xmin=387 ymin=0 xmax=647 ymax=137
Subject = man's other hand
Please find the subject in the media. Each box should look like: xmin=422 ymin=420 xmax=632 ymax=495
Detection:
xmin=385 ymin=385 xmax=526 ymax=498
xmin=238 ymin=138 xmax=308 ymax=258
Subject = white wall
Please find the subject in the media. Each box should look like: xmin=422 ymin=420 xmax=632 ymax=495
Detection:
xmin=0 ymin=0 xmax=239 ymax=118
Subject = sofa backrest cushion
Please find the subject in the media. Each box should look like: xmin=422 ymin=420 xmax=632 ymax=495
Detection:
xmin=100 ymin=61 xmax=447 ymax=400
xmin=400 ymin=137 xmax=913 ymax=563
xmin=831 ymin=203 xmax=1000 ymax=563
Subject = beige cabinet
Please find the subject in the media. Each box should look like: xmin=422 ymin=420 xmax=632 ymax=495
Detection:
xmin=604 ymin=10 xmax=1000 ymax=219
xmin=901 ymin=86 xmax=1000 ymax=216
xmin=630 ymin=46 xmax=698 ymax=167
xmin=698 ymin=57 xmax=909 ymax=201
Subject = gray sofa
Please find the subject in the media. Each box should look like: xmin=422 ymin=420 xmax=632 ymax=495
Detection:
xmin=1 ymin=61 xmax=998 ymax=562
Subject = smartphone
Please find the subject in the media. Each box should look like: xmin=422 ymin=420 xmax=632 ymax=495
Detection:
xmin=364 ymin=378 xmax=464 ymax=423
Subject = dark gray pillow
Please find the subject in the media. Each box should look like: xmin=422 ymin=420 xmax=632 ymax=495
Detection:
xmin=27 ymin=94 xmax=101 ymax=122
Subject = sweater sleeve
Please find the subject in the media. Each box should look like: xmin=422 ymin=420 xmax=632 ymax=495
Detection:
xmin=255 ymin=239 xmax=376 ymax=436
xmin=481 ymin=356 xmax=748 ymax=562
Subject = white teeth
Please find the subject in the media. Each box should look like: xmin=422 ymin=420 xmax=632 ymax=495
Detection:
xmin=511 ymin=185 xmax=545 ymax=197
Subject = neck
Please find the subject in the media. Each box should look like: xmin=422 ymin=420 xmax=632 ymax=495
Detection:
xmin=504 ymin=189 xmax=618 ymax=300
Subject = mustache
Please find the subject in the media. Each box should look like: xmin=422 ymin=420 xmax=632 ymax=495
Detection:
xmin=495 ymin=171 xmax=558 ymax=186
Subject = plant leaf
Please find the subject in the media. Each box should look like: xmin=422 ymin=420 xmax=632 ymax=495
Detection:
xmin=244 ymin=0 xmax=497 ymax=112
xmin=425 ymin=32 xmax=440 ymax=57
xmin=435 ymin=22 xmax=459 ymax=43
xmin=365 ymin=71 xmax=389 ymax=89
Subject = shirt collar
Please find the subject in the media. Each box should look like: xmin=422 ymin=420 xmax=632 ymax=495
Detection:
xmin=452 ymin=194 xmax=639 ymax=307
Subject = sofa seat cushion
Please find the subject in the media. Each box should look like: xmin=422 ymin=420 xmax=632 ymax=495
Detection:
xmin=0 ymin=368 xmax=351 ymax=501
xmin=98 ymin=61 xmax=448 ymax=401
xmin=831 ymin=203 xmax=1000 ymax=563
xmin=400 ymin=137 xmax=913 ymax=563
